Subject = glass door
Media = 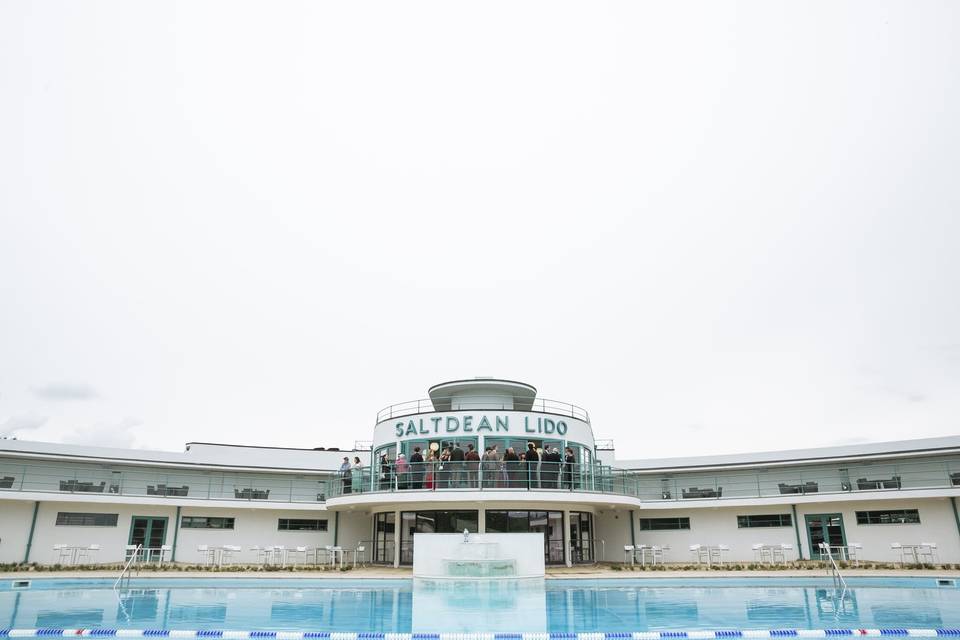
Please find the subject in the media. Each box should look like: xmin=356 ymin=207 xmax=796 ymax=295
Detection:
xmin=805 ymin=513 xmax=845 ymax=559
xmin=373 ymin=512 xmax=395 ymax=564
xmin=569 ymin=512 xmax=594 ymax=563
xmin=128 ymin=516 xmax=168 ymax=560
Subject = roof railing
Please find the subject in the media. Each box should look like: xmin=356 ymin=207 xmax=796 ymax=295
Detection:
xmin=376 ymin=396 xmax=590 ymax=424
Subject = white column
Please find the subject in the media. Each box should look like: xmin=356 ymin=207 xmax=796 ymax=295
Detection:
xmin=393 ymin=509 xmax=401 ymax=568
xmin=478 ymin=506 xmax=486 ymax=533
xmin=563 ymin=509 xmax=572 ymax=567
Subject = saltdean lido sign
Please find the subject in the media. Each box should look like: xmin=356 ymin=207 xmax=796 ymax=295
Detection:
xmin=394 ymin=414 xmax=568 ymax=438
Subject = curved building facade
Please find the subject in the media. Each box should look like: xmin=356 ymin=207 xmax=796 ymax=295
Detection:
xmin=1 ymin=378 xmax=959 ymax=568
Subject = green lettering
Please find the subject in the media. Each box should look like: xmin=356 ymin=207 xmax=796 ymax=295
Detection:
xmin=431 ymin=417 xmax=442 ymax=433
xmin=418 ymin=419 xmax=429 ymax=435
xmin=395 ymin=423 xmax=404 ymax=437
xmin=496 ymin=416 xmax=509 ymax=432
xmin=477 ymin=416 xmax=493 ymax=432
xmin=557 ymin=420 xmax=568 ymax=436
xmin=446 ymin=416 xmax=460 ymax=432
xmin=525 ymin=416 xmax=535 ymax=433
xmin=543 ymin=418 xmax=555 ymax=434
xmin=463 ymin=416 xmax=473 ymax=432
xmin=406 ymin=420 xmax=418 ymax=436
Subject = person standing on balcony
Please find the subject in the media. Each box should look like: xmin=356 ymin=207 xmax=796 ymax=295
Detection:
xmin=563 ymin=447 xmax=576 ymax=489
xmin=465 ymin=443 xmax=481 ymax=488
xmin=526 ymin=442 xmax=540 ymax=489
xmin=351 ymin=456 xmax=363 ymax=493
xmin=482 ymin=446 xmax=498 ymax=488
xmin=450 ymin=442 xmax=465 ymax=487
xmin=439 ymin=447 xmax=452 ymax=488
xmin=503 ymin=447 xmax=520 ymax=488
xmin=339 ymin=457 xmax=352 ymax=494
xmin=409 ymin=446 xmax=424 ymax=489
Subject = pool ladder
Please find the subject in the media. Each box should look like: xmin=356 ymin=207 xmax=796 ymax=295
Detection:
xmin=115 ymin=543 xmax=142 ymax=590
xmin=819 ymin=542 xmax=847 ymax=589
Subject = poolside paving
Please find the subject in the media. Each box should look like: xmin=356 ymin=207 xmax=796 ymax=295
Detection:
xmin=1 ymin=566 xmax=958 ymax=579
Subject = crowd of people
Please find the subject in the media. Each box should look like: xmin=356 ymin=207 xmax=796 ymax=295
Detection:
xmin=338 ymin=444 xmax=580 ymax=493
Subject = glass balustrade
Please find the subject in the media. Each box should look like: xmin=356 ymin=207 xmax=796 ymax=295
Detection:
xmin=0 ymin=456 xmax=957 ymax=504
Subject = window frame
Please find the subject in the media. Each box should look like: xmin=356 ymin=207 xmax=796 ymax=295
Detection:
xmin=55 ymin=512 xmax=119 ymax=527
xmin=737 ymin=514 xmax=793 ymax=528
xmin=638 ymin=517 xmax=691 ymax=531
xmin=180 ymin=516 xmax=236 ymax=530
xmin=278 ymin=518 xmax=329 ymax=531
xmin=855 ymin=509 xmax=921 ymax=525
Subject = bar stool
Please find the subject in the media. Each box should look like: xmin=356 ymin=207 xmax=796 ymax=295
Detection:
xmin=890 ymin=542 xmax=904 ymax=566
xmin=77 ymin=544 xmax=100 ymax=564
xmin=623 ymin=545 xmax=635 ymax=566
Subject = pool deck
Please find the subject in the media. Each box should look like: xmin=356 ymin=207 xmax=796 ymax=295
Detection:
xmin=1 ymin=566 xmax=958 ymax=579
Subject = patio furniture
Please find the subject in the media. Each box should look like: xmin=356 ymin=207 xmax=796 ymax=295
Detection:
xmin=777 ymin=481 xmax=819 ymax=495
xmin=53 ymin=544 xmax=73 ymax=564
xmin=623 ymin=544 xmax=635 ymax=565
xmin=147 ymin=484 xmax=190 ymax=497
xmin=682 ymin=487 xmax=722 ymax=498
xmin=918 ymin=542 xmax=939 ymax=564
xmin=234 ymin=487 xmax=270 ymax=499
xmin=856 ymin=476 xmax=901 ymax=490
xmin=76 ymin=544 xmax=100 ymax=564
xmin=196 ymin=544 xmax=216 ymax=565
xmin=59 ymin=480 xmax=106 ymax=492
xmin=0 ymin=476 xmax=14 ymax=489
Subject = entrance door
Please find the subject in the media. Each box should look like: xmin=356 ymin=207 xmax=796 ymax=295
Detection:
xmin=128 ymin=516 xmax=168 ymax=559
xmin=805 ymin=513 xmax=845 ymax=559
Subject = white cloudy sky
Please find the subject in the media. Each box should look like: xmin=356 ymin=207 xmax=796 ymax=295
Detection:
xmin=1 ymin=1 xmax=958 ymax=460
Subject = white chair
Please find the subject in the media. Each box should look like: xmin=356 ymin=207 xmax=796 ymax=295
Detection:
xmin=331 ymin=545 xmax=344 ymax=568
xmin=890 ymin=542 xmax=904 ymax=566
xmin=53 ymin=544 xmax=73 ymax=564
xmin=623 ymin=545 xmax=635 ymax=565
xmin=125 ymin=544 xmax=142 ymax=564
xmin=752 ymin=544 xmax=765 ymax=563
xmin=77 ymin=544 xmax=100 ymax=564
xmin=711 ymin=544 xmax=730 ymax=566
xmin=651 ymin=545 xmax=667 ymax=565
xmin=919 ymin=542 xmax=939 ymax=564
xmin=689 ymin=544 xmax=708 ymax=566
xmin=778 ymin=543 xmax=794 ymax=564
xmin=847 ymin=543 xmax=862 ymax=567
xmin=197 ymin=544 xmax=215 ymax=566
xmin=158 ymin=545 xmax=172 ymax=567
xmin=354 ymin=544 xmax=367 ymax=567
xmin=290 ymin=546 xmax=308 ymax=565
xmin=221 ymin=545 xmax=241 ymax=565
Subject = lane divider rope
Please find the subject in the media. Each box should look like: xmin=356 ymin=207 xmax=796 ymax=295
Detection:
xmin=1 ymin=631 xmax=960 ymax=639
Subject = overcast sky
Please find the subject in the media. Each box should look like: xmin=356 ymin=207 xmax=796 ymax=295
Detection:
xmin=1 ymin=1 xmax=958 ymax=460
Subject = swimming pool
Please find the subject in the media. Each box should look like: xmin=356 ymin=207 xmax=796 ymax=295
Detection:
xmin=1 ymin=578 xmax=958 ymax=635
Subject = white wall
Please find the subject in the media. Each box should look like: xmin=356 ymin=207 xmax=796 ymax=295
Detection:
xmin=606 ymin=498 xmax=960 ymax=564
xmin=28 ymin=501 xmax=177 ymax=564
xmin=592 ymin=507 xmax=636 ymax=562
xmin=176 ymin=506 xmax=337 ymax=564
xmin=796 ymin=497 xmax=960 ymax=563
xmin=0 ymin=499 xmax=35 ymax=563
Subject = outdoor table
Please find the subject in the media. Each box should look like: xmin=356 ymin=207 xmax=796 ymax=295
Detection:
xmin=636 ymin=545 xmax=667 ymax=566
xmin=897 ymin=544 xmax=927 ymax=565
xmin=693 ymin=545 xmax=728 ymax=567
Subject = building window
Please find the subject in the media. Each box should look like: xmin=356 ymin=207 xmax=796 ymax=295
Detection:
xmin=55 ymin=512 xmax=118 ymax=527
xmin=737 ymin=514 xmax=793 ymax=528
xmin=639 ymin=517 xmax=690 ymax=531
xmin=855 ymin=509 xmax=920 ymax=525
xmin=181 ymin=516 xmax=236 ymax=529
xmin=278 ymin=518 xmax=328 ymax=531
xmin=485 ymin=510 xmax=564 ymax=565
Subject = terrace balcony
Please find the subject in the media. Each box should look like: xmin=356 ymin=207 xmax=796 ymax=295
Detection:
xmin=0 ymin=455 xmax=958 ymax=508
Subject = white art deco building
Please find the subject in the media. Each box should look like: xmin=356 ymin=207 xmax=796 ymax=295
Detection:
xmin=1 ymin=378 xmax=959 ymax=567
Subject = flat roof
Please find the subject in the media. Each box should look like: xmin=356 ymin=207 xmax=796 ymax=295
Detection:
xmin=616 ymin=435 xmax=960 ymax=471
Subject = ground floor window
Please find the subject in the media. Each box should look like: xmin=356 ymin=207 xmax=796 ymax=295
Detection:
xmin=855 ymin=509 xmax=920 ymax=525
xmin=737 ymin=514 xmax=792 ymax=528
xmin=569 ymin=511 xmax=594 ymax=563
xmin=639 ymin=517 xmax=690 ymax=530
xmin=485 ymin=510 xmax=565 ymax=564
xmin=399 ymin=510 xmax=479 ymax=564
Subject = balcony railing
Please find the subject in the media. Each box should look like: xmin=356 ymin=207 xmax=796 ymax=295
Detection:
xmin=376 ymin=396 xmax=591 ymax=424
xmin=0 ymin=456 xmax=958 ymax=505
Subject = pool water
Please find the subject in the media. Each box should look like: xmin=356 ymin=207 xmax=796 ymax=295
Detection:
xmin=1 ymin=578 xmax=959 ymax=633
